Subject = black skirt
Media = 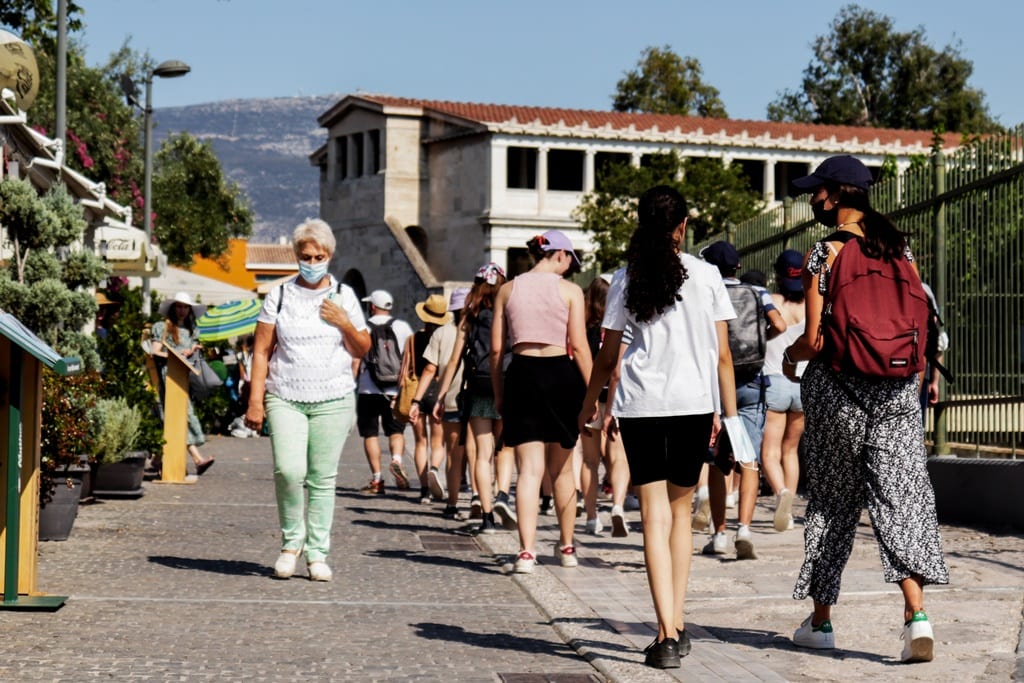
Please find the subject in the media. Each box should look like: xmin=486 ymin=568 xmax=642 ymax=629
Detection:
xmin=501 ymin=355 xmax=585 ymax=450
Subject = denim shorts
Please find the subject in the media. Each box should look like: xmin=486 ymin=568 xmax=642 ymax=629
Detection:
xmin=764 ymin=374 xmax=803 ymax=413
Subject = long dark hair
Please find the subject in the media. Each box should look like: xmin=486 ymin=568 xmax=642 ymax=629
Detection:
xmin=831 ymin=183 xmax=907 ymax=261
xmin=464 ymin=277 xmax=504 ymax=324
xmin=626 ymin=185 xmax=689 ymax=323
xmin=584 ymin=277 xmax=609 ymax=328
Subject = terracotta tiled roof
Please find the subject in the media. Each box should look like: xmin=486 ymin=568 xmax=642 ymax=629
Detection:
xmin=246 ymin=243 xmax=297 ymax=267
xmin=358 ymin=94 xmax=961 ymax=149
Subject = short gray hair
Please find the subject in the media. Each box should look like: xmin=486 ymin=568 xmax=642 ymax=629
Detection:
xmin=293 ymin=218 xmax=336 ymax=255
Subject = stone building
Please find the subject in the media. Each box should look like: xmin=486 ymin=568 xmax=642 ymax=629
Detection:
xmin=311 ymin=94 xmax=958 ymax=321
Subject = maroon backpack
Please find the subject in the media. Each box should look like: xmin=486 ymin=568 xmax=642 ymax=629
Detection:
xmin=822 ymin=235 xmax=930 ymax=379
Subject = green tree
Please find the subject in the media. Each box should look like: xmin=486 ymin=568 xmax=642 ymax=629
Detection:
xmin=0 ymin=179 xmax=108 ymax=369
xmin=613 ymin=46 xmax=728 ymax=118
xmin=574 ymin=154 xmax=761 ymax=270
xmin=152 ymin=132 xmax=253 ymax=267
xmin=0 ymin=0 xmax=83 ymax=50
xmin=767 ymin=4 xmax=998 ymax=133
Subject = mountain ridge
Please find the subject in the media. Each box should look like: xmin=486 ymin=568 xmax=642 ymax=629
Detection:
xmin=151 ymin=94 xmax=343 ymax=242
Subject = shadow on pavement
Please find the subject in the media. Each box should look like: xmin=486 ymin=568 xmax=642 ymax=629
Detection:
xmin=364 ymin=548 xmax=502 ymax=575
xmin=701 ymin=625 xmax=893 ymax=664
xmin=412 ymin=621 xmax=618 ymax=662
xmin=148 ymin=555 xmax=268 ymax=577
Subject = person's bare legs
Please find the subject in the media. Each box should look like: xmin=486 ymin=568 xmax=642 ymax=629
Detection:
xmin=471 ymin=417 xmax=495 ymax=514
xmin=187 ymin=444 xmax=207 ymax=466
xmin=638 ymin=480 xmax=695 ymax=641
xmin=606 ymin=431 xmax=630 ymax=509
xmin=515 ymin=441 xmax=545 ymax=553
xmin=708 ymin=466 xmax=728 ymax=533
xmin=781 ymin=412 xmax=804 ymax=493
xmin=363 ymin=435 xmax=382 ymax=478
xmin=580 ymin=428 xmax=603 ymax=520
xmin=761 ymin=410 xmax=788 ymax=494
xmin=547 ymin=443 xmax=577 ymax=548
xmin=900 ymin=574 xmax=926 ymax=622
xmin=428 ymin=414 xmax=446 ymax=471
xmin=412 ymin=415 xmax=429 ymax=489
xmin=737 ymin=463 xmax=759 ymax=529
xmin=443 ymin=422 xmax=464 ymax=508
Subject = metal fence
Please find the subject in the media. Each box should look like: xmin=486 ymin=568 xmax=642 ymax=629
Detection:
xmin=699 ymin=126 xmax=1024 ymax=457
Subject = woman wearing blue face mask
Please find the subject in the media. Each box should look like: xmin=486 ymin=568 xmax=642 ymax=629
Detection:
xmin=245 ymin=219 xmax=372 ymax=581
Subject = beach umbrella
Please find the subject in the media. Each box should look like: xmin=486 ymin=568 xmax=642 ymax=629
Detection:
xmin=196 ymin=299 xmax=262 ymax=342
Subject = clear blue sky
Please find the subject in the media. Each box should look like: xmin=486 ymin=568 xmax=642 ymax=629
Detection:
xmin=74 ymin=0 xmax=1023 ymax=126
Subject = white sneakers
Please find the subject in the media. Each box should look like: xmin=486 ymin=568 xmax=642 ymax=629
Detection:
xmin=901 ymin=611 xmax=934 ymax=662
xmin=555 ymin=544 xmax=579 ymax=568
xmin=514 ymin=551 xmax=536 ymax=574
xmin=735 ymin=525 xmax=757 ymax=560
xmin=702 ymin=531 xmax=729 ymax=555
xmin=610 ymin=505 xmax=629 ymax=538
xmin=792 ymin=611 xmax=934 ymax=662
xmin=274 ymin=545 xmax=331 ymax=581
xmin=273 ymin=548 xmax=302 ymax=579
xmin=793 ymin=614 xmax=835 ymax=650
xmin=585 ymin=516 xmax=604 ymax=535
xmin=774 ymin=489 xmax=795 ymax=532
xmin=307 ymin=561 xmax=333 ymax=582
xmin=692 ymin=491 xmax=711 ymax=531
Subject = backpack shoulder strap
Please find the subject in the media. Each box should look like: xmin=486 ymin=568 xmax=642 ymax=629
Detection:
xmin=276 ymin=284 xmax=285 ymax=314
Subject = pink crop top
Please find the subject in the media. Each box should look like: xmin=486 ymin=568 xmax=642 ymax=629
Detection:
xmin=504 ymin=272 xmax=570 ymax=348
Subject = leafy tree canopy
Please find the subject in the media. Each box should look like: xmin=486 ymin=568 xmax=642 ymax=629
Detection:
xmin=767 ymin=4 xmax=998 ymax=133
xmin=613 ymin=46 xmax=728 ymax=118
xmin=574 ymin=154 xmax=761 ymax=271
xmin=152 ymin=132 xmax=253 ymax=266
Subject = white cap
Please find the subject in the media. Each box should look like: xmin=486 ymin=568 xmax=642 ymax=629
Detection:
xmin=361 ymin=289 xmax=393 ymax=310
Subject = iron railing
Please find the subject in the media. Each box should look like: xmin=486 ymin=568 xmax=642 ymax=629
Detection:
xmin=699 ymin=125 xmax=1024 ymax=457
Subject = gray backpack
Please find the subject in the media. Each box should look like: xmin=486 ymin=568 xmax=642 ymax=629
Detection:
xmin=724 ymin=282 xmax=766 ymax=385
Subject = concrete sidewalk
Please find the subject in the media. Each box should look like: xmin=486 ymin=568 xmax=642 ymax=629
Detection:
xmin=2 ymin=431 xmax=1021 ymax=681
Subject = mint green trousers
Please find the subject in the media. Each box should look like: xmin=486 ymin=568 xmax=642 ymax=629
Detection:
xmin=265 ymin=392 xmax=355 ymax=562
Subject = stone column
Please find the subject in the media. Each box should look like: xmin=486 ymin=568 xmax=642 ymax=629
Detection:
xmin=584 ymin=149 xmax=595 ymax=193
xmin=537 ymin=146 xmax=549 ymax=215
xmin=763 ymin=159 xmax=777 ymax=203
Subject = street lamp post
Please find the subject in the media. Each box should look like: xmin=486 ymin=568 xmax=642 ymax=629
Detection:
xmin=139 ymin=60 xmax=190 ymax=315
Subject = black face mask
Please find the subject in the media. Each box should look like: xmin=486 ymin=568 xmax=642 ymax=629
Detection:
xmin=811 ymin=198 xmax=839 ymax=227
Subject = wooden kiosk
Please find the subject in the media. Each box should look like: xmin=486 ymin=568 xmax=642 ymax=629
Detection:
xmin=0 ymin=312 xmax=80 ymax=611
xmin=154 ymin=345 xmax=199 ymax=484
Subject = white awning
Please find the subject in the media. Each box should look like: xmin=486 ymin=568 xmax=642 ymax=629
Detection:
xmin=140 ymin=266 xmax=259 ymax=306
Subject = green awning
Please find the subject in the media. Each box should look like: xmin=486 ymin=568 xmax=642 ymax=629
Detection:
xmin=0 ymin=311 xmax=80 ymax=376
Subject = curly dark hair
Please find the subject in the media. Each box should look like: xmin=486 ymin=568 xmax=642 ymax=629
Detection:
xmin=625 ymin=185 xmax=689 ymax=323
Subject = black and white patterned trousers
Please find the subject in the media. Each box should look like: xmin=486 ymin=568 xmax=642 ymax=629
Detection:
xmin=793 ymin=360 xmax=949 ymax=605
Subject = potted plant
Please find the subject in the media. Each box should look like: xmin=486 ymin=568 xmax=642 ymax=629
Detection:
xmin=89 ymin=397 xmax=146 ymax=497
xmin=38 ymin=372 xmax=100 ymax=540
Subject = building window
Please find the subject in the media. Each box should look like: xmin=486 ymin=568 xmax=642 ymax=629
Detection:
xmin=547 ymin=149 xmax=585 ymax=191
xmin=507 ymin=147 xmax=537 ymax=189
xmin=368 ymin=129 xmax=382 ymax=173
xmin=353 ymin=134 xmax=365 ymax=177
xmin=595 ymin=152 xmax=630 ymax=191
xmin=334 ymin=136 xmax=347 ymax=180
xmin=735 ymin=159 xmax=763 ymax=194
xmin=507 ymin=248 xmax=532 ymax=279
xmin=640 ymin=152 xmax=675 ymax=173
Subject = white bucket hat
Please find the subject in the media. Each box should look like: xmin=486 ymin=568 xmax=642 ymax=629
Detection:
xmin=158 ymin=291 xmax=207 ymax=319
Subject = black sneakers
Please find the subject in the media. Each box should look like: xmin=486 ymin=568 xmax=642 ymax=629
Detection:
xmin=475 ymin=513 xmax=497 ymax=535
xmin=493 ymin=491 xmax=518 ymax=530
xmin=643 ymin=637 xmax=681 ymax=669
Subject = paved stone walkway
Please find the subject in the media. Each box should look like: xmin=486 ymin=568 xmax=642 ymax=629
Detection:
xmin=2 ymin=431 xmax=1022 ymax=681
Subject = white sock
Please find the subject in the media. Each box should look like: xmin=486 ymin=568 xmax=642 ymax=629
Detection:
xmin=372 ymin=472 xmax=382 ymax=482
xmin=697 ymin=485 xmax=709 ymax=499
xmin=391 ymin=454 xmax=403 ymax=463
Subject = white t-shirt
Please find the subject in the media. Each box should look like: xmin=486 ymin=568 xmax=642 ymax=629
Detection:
xmin=603 ymin=253 xmax=735 ymax=418
xmin=258 ymin=276 xmax=367 ymax=402
xmin=357 ymin=313 xmax=414 ymax=396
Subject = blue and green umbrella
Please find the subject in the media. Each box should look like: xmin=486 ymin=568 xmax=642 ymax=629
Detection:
xmin=196 ymin=299 xmax=263 ymax=342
